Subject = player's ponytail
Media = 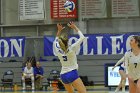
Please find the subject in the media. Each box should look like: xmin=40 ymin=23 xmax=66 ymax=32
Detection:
xmin=59 ymin=33 xmax=68 ymax=47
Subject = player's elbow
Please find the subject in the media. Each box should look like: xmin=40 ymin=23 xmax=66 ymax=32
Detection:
xmin=80 ymin=36 xmax=85 ymax=41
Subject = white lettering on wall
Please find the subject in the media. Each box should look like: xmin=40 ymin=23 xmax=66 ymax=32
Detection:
xmin=110 ymin=35 xmax=123 ymax=54
xmin=0 ymin=38 xmax=24 ymax=57
xmin=10 ymin=39 xmax=23 ymax=57
xmin=0 ymin=39 xmax=9 ymax=57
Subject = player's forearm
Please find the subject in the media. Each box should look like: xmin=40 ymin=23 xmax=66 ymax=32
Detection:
xmin=56 ymin=31 xmax=61 ymax=37
xmin=114 ymin=56 xmax=124 ymax=67
xmin=77 ymin=30 xmax=85 ymax=40
xmin=73 ymin=26 xmax=80 ymax=32
xmin=71 ymin=30 xmax=85 ymax=48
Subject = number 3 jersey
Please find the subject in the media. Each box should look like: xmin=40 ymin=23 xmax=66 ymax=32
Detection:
xmin=53 ymin=31 xmax=85 ymax=74
xmin=125 ymin=50 xmax=140 ymax=80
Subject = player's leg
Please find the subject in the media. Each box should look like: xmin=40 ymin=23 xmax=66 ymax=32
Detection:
xmin=60 ymin=72 xmax=74 ymax=93
xmin=136 ymin=79 xmax=140 ymax=93
xmin=115 ymin=67 xmax=126 ymax=92
xmin=63 ymin=83 xmax=74 ymax=93
xmin=30 ymin=74 xmax=35 ymax=90
xmin=128 ymin=75 xmax=136 ymax=93
xmin=22 ymin=75 xmax=26 ymax=90
xmin=119 ymin=70 xmax=126 ymax=92
xmin=35 ymin=77 xmax=40 ymax=89
xmin=115 ymin=79 xmax=122 ymax=92
xmin=72 ymin=78 xmax=87 ymax=93
xmin=39 ymin=76 xmax=43 ymax=89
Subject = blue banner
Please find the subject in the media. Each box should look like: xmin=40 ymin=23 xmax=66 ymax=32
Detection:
xmin=0 ymin=37 xmax=25 ymax=57
xmin=44 ymin=33 xmax=140 ymax=56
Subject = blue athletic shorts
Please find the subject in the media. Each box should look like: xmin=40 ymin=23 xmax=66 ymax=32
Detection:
xmin=119 ymin=66 xmax=124 ymax=71
xmin=60 ymin=69 xmax=79 ymax=84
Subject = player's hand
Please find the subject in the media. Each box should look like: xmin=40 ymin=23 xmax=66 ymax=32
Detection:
xmin=112 ymin=66 xmax=115 ymax=71
xmin=57 ymin=23 xmax=65 ymax=32
xmin=67 ymin=21 xmax=77 ymax=29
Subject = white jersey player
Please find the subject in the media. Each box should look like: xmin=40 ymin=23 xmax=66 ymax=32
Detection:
xmin=22 ymin=62 xmax=34 ymax=90
xmin=112 ymin=56 xmax=126 ymax=93
xmin=124 ymin=35 xmax=140 ymax=93
xmin=53 ymin=22 xmax=87 ymax=93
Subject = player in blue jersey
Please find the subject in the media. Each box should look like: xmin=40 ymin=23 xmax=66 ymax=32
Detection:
xmin=53 ymin=22 xmax=87 ymax=93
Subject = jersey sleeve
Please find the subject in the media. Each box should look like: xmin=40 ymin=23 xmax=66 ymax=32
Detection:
xmin=71 ymin=31 xmax=85 ymax=52
xmin=53 ymin=37 xmax=59 ymax=56
xmin=114 ymin=56 xmax=124 ymax=67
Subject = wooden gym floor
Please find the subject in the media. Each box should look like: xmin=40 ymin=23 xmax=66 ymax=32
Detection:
xmin=0 ymin=91 xmax=129 ymax=93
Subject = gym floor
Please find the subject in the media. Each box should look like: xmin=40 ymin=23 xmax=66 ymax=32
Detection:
xmin=0 ymin=91 xmax=129 ymax=93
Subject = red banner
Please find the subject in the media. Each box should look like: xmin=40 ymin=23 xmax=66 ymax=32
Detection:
xmin=51 ymin=0 xmax=77 ymax=19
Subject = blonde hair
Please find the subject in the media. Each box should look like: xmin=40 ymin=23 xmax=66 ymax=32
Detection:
xmin=59 ymin=33 xmax=68 ymax=46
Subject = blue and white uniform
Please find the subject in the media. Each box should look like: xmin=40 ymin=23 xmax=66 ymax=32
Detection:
xmin=119 ymin=63 xmax=125 ymax=71
xmin=53 ymin=31 xmax=85 ymax=84
xmin=124 ymin=50 xmax=140 ymax=82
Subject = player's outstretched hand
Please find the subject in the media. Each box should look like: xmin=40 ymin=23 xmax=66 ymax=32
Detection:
xmin=56 ymin=23 xmax=65 ymax=36
xmin=67 ymin=21 xmax=75 ymax=28
xmin=67 ymin=21 xmax=79 ymax=31
xmin=57 ymin=23 xmax=65 ymax=32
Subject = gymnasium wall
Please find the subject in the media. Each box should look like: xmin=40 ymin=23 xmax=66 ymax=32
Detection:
xmin=0 ymin=0 xmax=140 ymax=36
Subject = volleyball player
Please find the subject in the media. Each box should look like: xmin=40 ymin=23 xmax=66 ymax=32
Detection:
xmin=53 ymin=22 xmax=87 ymax=93
xmin=112 ymin=56 xmax=126 ymax=93
xmin=22 ymin=62 xmax=34 ymax=90
xmin=124 ymin=35 xmax=140 ymax=93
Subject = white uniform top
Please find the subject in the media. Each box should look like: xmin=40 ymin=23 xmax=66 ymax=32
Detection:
xmin=124 ymin=50 xmax=140 ymax=80
xmin=23 ymin=67 xmax=34 ymax=75
xmin=53 ymin=31 xmax=85 ymax=74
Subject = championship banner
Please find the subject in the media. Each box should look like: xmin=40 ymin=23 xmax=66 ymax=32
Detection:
xmin=0 ymin=37 xmax=25 ymax=57
xmin=80 ymin=0 xmax=107 ymax=18
xmin=44 ymin=33 xmax=140 ymax=56
xmin=112 ymin=0 xmax=139 ymax=17
xmin=19 ymin=0 xmax=45 ymax=20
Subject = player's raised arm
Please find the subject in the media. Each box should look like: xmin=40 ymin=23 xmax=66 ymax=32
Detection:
xmin=56 ymin=23 xmax=65 ymax=37
xmin=53 ymin=23 xmax=65 ymax=55
xmin=67 ymin=22 xmax=85 ymax=50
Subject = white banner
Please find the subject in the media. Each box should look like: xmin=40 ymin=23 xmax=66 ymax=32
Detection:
xmin=80 ymin=0 xmax=107 ymax=18
xmin=19 ymin=0 xmax=45 ymax=20
xmin=108 ymin=66 xmax=128 ymax=86
xmin=112 ymin=0 xmax=139 ymax=17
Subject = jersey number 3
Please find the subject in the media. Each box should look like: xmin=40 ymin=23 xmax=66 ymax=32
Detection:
xmin=62 ymin=56 xmax=67 ymax=61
